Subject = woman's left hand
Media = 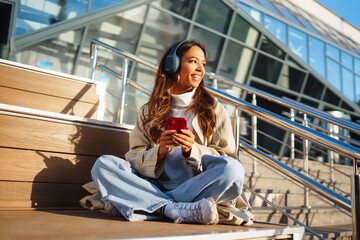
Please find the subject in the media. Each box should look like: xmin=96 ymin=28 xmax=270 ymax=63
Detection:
xmin=172 ymin=129 xmax=195 ymax=157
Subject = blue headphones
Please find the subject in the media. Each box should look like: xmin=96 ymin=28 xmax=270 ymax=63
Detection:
xmin=164 ymin=40 xmax=188 ymax=74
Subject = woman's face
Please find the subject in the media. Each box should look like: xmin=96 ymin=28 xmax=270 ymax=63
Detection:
xmin=173 ymin=46 xmax=206 ymax=94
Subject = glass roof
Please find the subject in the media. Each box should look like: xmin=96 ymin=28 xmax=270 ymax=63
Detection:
xmin=242 ymin=0 xmax=360 ymax=55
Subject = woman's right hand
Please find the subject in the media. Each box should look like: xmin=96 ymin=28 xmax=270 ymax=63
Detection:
xmin=157 ymin=130 xmax=177 ymax=160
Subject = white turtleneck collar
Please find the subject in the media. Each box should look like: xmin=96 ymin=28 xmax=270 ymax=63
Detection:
xmin=171 ymin=88 xmax=196 ymax=108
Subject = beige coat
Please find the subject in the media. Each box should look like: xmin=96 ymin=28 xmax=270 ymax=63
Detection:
xmin=80 ymin=101 xmax=253 ymax=225
xmin=124 ymin=101 xmax=254 ymax=225
xmin=125 ymin=101 xmax=237 ymax=178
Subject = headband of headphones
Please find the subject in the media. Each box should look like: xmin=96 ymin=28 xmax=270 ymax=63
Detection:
xmin=164 ymin=40 xmax=189 ymax=74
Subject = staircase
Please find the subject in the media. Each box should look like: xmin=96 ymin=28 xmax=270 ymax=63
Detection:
xmin=0 ymin=59 xmax=305 ymax=239
xmin=0 ymin=60 xmax=131 ymax=209
xmin=240 ymin=153 xmax=353 ymax=239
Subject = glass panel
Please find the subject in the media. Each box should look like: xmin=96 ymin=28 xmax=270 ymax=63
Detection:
xmin=253 ymin=53 xmax=283 ymax=84
xmin=157 ymin=0 xmax=196 ymax=19
xmin=296 ymin=15 xmax=319 ymax=33
xmin=10 ymin=28 xmax=83 ymax=74
xmin=219 ymin=40 xmax=254 ymax=87
xmin=257 ymin=0 xmax=280 ymax=14
xmin=309 ymin=36 xmax=325 ymax=77
xmin=341 ymin=101 xmax=353 ymax=111
xmin=238 ymin=2 xmax=263 ymax=23
xmin=142 ymin=7 xmax=189 ymax=53
xmin=288 ymin=57 xmax=304 ymax=69
xmin=355 ymin=58 xmax=360 ymax=75
xmin=260 ymin=36 xmax=285 ymax=59
xmin=288 ymin=27 xmax=307 ymax=62
xmin=138 ymin=6 xmax=188 ymax=85
xmin=303 ymin=75 xmax=324 ymax=100
xmin=278 ymin=65 xmax=305 ymax=92
xmin=342 ymin=68 xmax=355 ymax=102
xmin=91 ymin=0 xmax=127 ymax=11
xmin=190 ymin=26 xmax=224 ymax=74
xmin=231 ymin=15 xmax=260 ymax=48
xmin=300 ymin=98 xmax=319 ymax=108
xmin=327 ymin=58 xmax=341 ymax=90
xmin=326 ymin=44 xmax=340 ymax=61
xmin=196 ymin=0 xmax=232 ymax=34
xmin=341 ymin=51 xmax=353 ymax=70
xmin=85 ymin=5 xmax=146 ymax=55
xmin=264 ymin=15 xmax=286 ymax=44
xmin=272 ymin=2 xmax=302 ymax=26
xmin=356 ymin=75 xmax=360 ymax=105
xmin=16 ymin=0 xmax=88 ymax=36
xmin=323 ymin=88 xmax=340 ymax=106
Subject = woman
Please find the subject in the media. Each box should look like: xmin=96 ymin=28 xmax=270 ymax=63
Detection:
xmin=90 ymin=40 xmax=247 ymax=225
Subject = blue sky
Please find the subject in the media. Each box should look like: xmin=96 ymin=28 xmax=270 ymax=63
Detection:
xmin=317 ymin=0 xmax=360 ymax=29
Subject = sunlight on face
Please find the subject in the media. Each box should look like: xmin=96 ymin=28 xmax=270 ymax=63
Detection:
xmin=173 ymin=46 xmax=206 ymax=94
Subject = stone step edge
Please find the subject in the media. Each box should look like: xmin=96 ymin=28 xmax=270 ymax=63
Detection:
xmin=252 ymin=206 xmax=352 ymax=214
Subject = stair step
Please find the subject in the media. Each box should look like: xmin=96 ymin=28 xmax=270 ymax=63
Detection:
xmin=0 ymin=106 xmax=131 ymax=208
xmin=0 ymin=62 xmax=99 ymax=118
xmin=252 ymin=206 xmax=352 ymax=227
xmin=244 ymin=190 xmax=349 ymax=208
xmin=305 ymin=224 xmax=352 ymax=240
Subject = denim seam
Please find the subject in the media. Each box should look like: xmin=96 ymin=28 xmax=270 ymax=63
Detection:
xmin=123 ymin=199 xmax=172 ymax=220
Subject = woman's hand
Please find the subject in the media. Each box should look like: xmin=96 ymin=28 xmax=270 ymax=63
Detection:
xmin=172 ymin=129 xmax=195 ymax=158
xmin=158 ymin=130 xmax=177 ymax=160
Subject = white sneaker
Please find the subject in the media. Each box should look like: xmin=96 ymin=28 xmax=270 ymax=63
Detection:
xmin=164 ymin=197 xmax=218 ymax=225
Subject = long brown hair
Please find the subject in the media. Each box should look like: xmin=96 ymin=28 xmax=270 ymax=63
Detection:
xmin=143 ymin=40 xmax=217 ymax=143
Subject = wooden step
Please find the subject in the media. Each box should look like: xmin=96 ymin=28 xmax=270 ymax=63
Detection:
xmin=0 ymin=210 xmax=305 ymax=240
xmin=0 ymin=61 xmax=99 ymax=118
xmin=0 ymin=105 xmax=132 ymax=208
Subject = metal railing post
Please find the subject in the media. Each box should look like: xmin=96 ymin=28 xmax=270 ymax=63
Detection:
xmin=290 ymin=108 xmax=295 ymax=160
xmin=303 ymin=113 xmax=310 ymax=208
xmin=118 ymin=58 xmax=128 ymax=124
xmin=252 ymin=93 xmax=258 ymax=175
xmin=235 ymin=107 xmax=241 ymax=157
xmin=91 ymin=43 xmax=98 ymax=81
xmin=329 ymin=123 xmax=335 ymax=183
xmin=352 ymin=161 xmax=360 ymax=240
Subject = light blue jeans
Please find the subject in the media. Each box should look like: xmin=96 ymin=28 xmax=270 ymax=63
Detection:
xmin=91 ymin=154 xmax=245 ymax=221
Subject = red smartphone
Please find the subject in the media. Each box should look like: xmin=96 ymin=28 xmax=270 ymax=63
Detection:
xmin=166 ymin=117 xmax=188 ymax=132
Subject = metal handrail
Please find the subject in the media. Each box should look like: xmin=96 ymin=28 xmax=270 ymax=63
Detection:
xmin=238 ymin=140 xmax=351 ymax=210
xmin=91 ymin=38 xmax=360 ymax=135
xmin=89 ymin=39 xmax=359 ymax=238
xmin=206 ymin=73 xmax=360 ymax=135
xmin=208 ymin=86 xmax=360 ymax=161
xmin=283 ymin=112 xmax=360 ymax=148
xmin=90 ymin=39 xmax=360 ymax=160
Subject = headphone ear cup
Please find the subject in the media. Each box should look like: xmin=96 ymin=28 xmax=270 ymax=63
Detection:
xmin=164 ymin=54 xmax=180 ymax=74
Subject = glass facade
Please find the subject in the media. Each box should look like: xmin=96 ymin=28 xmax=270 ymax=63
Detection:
xmin=238 ymin=1 xmax=360 ymax=108
xmin=16 ymin=0 xmax=130 ymax=36
xmin=4 ymin=0 xmax=360 ymax=158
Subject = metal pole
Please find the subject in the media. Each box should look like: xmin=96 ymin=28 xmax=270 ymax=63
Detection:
xmin=351 ymin=161 xmax=360 ymax=240
xmin=303 ymin=113 xmax=310 ymax=208
xmin=290 ymin=108 xmax=295 ymax=160
xmin=235 ymin=107 xmax=241 ymax=157
xmin=91 ymin=43 xmax=98 ymax=81
xmin=118 ymin=58 xmax=128 ymax=124
xmin=329 ymin=123 xmax=335 ymax=183
xmin=252 ymin=93 xmax=258 ymax=175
